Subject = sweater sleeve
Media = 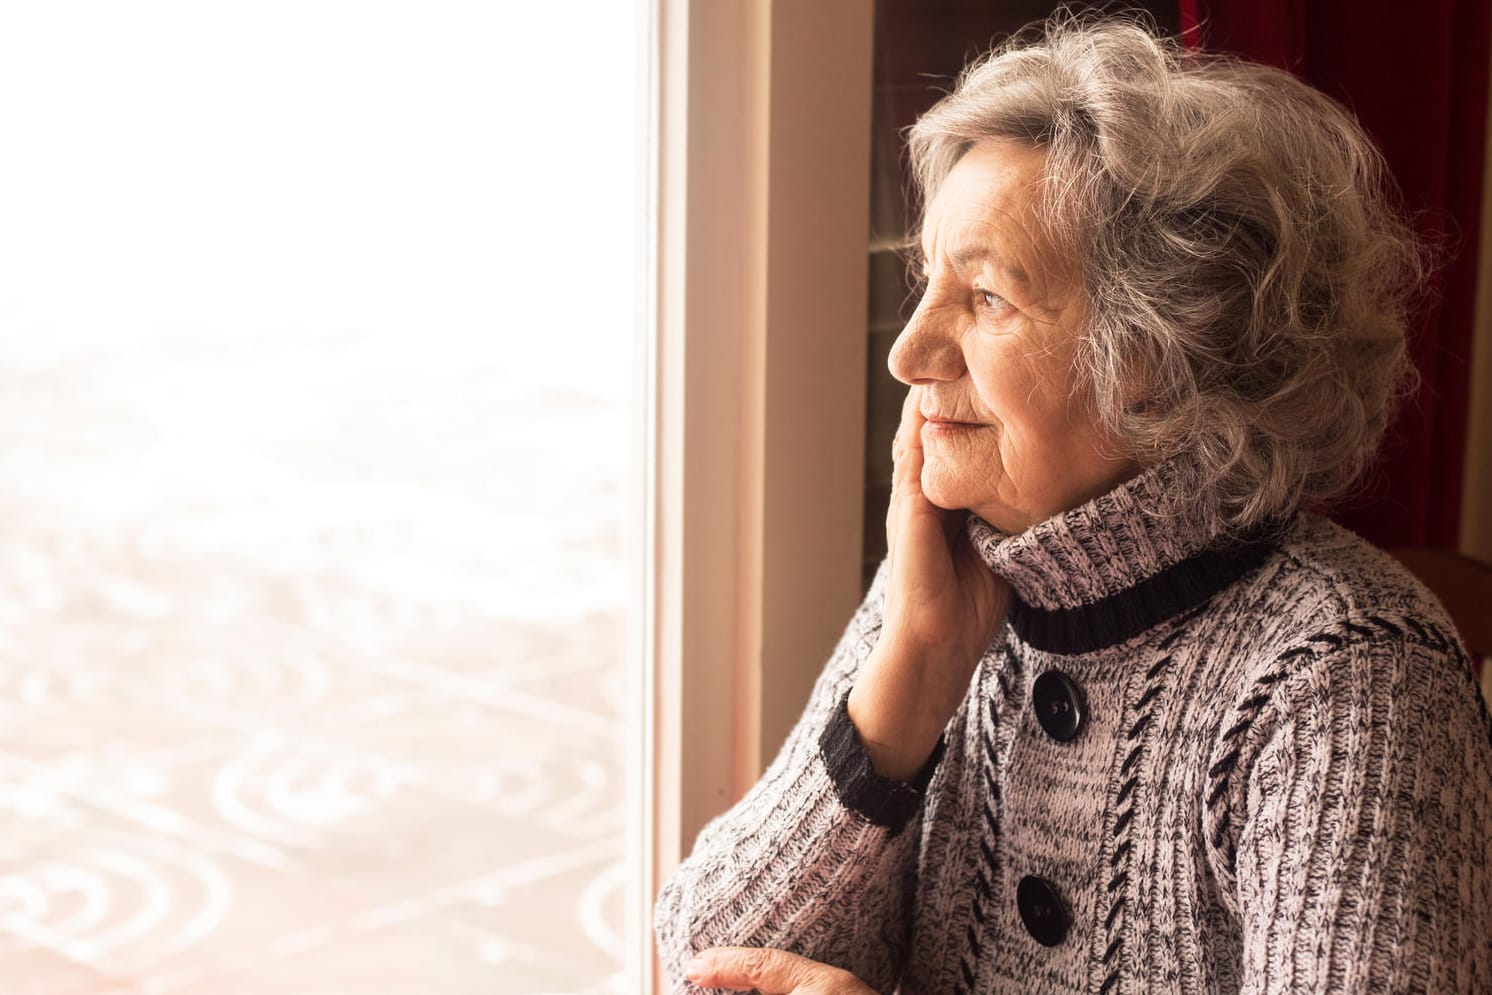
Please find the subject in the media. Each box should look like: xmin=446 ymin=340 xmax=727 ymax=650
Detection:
xmin=652 ymin=559 xmax=951 ymax=995
xmin=1210 ymin=620 xmax=1492 ymax=993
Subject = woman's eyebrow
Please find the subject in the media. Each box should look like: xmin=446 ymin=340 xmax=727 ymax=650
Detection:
xmin=950 ymin=244 xmax=1031 ymax=287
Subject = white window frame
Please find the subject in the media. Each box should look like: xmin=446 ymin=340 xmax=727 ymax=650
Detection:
xmin=625 ymin=1 xmax=876 ymax=991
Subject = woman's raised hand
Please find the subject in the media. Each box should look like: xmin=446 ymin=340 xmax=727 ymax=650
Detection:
xmin=846 ymin=387 xmax=1010 ymax=781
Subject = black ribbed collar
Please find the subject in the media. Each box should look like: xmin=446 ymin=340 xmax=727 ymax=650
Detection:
xmin=965 ymin=462 xmax=1287 ymax=655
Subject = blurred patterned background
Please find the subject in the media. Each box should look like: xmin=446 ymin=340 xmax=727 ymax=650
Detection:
xmin=0 ymin=328 xmax=629 ymax=994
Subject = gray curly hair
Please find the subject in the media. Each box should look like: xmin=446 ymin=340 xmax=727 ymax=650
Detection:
xmin=906 ymin=12 xmax=1430 ymax=537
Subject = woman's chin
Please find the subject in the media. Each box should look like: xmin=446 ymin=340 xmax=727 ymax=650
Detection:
xmin=919 ymin=475 xmax=981 ymax=516
xmin=920 ymin=469 xmax=1030 ymax=530
xmin=917 ymin=471 xmax=958 ymax=511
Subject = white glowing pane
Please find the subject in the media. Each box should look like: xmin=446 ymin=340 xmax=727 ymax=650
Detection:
xmin=0 ymin=1 xmax=637 ymax=383
xmin=0 ymin=2 xmax=639 ymax=992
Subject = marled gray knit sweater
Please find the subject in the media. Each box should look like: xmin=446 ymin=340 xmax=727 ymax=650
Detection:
xmin=654 ymin=467 xmax=1492 ymax=993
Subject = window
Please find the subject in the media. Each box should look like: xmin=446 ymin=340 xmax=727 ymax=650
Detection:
xmin=0 ymin=4 xmax=894 ymax=992
xmin=0 ymin=4 xmax=644 ymax=993
xmin=644 ymin=2 xmax=875 ymax=987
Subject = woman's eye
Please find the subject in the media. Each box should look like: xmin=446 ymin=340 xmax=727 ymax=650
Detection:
xmin=976 ymin=289 xmax=1011 ymax=314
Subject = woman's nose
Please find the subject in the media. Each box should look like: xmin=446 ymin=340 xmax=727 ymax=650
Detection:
xmin=887 ymin=301 xmax=965 ymax=386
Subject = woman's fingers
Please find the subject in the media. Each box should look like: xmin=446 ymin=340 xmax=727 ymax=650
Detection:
xmin=891 ymin=386 xmax=925 ymax=488
xmin=888 ymin=387 xmax=932 ymax=540
xmin=686 ymin=946 xmax=875 ymax=994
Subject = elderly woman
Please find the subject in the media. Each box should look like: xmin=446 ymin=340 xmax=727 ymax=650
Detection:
xmin=655 ymin=16 xmax=1492 ymax=995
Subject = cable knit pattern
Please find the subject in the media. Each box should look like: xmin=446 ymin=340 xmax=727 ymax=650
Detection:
xmin=654 ymin=466 xmax=1492 ymax=994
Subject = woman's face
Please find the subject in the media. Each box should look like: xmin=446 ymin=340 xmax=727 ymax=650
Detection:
xmin=889 ymin=139 xmax=1140 ymax=533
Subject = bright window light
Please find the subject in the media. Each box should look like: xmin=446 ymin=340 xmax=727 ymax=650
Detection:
xmin=0 ymin=3 xmax=640 ymax=993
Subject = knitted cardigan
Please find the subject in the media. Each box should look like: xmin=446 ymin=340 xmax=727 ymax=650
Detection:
xmin=653 ymin=466 xmax=1492 ymax=994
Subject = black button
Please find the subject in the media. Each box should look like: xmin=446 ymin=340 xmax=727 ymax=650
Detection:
xmin=1032 ymin=669 xmax=1085 ymax=741
xmin=1016 ymin=875 xmax=1070 ymax=947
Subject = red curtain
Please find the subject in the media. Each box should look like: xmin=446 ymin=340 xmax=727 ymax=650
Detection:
xmin=1180 ymin=0 xmax=1490 ymax=549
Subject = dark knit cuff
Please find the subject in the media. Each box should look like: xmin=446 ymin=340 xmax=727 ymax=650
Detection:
xmin=818 ymin=691 xmax=946 ymax=833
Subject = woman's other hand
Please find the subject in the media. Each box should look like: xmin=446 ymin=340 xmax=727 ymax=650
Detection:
xmin=686 ymin=947 xmax=879 ymax=994
xmin=847 ymin=386 xmax=1011 ymax=781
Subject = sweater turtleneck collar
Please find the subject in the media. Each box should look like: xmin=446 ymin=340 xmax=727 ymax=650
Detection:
xmin=965 ymin=461 xmax=1285 ymax=654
